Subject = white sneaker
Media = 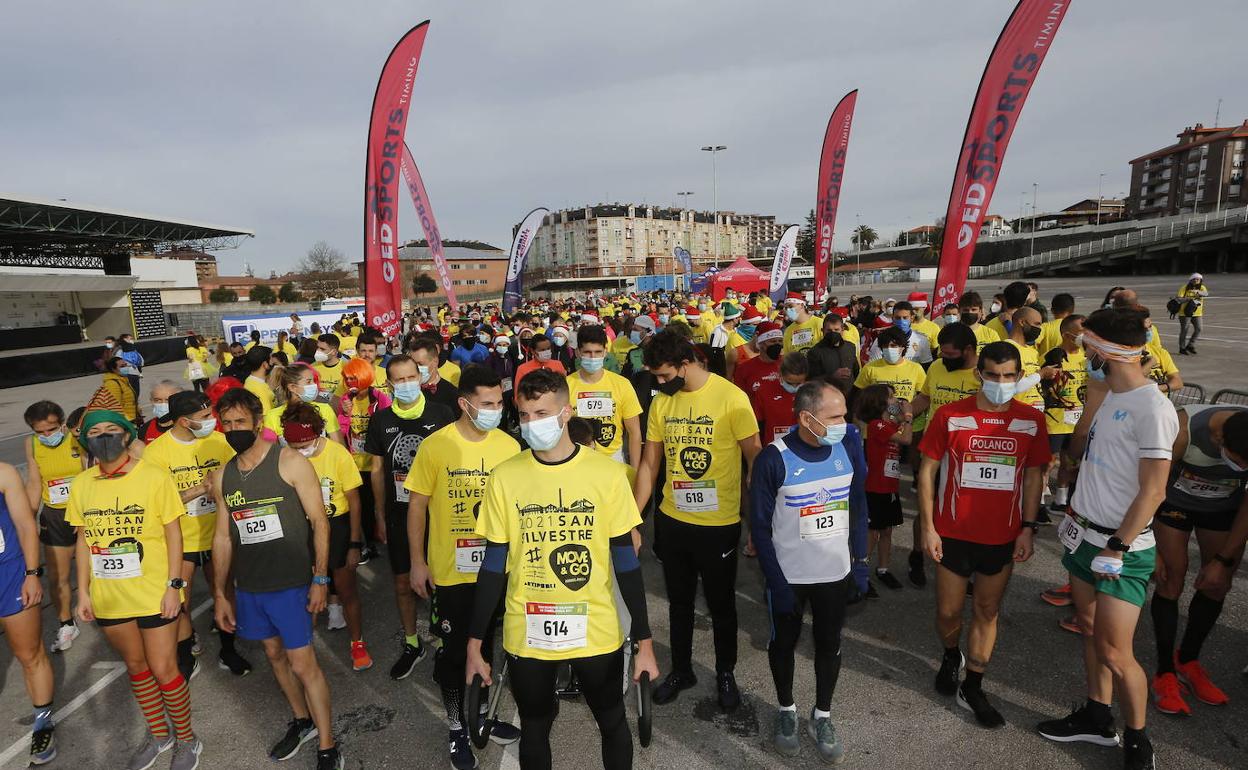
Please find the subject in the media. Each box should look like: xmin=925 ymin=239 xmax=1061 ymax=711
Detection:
xmin=326 ymin=604 xmax=346 ymax=631
xmin=51 ymin=623 xmax=80 ymax=653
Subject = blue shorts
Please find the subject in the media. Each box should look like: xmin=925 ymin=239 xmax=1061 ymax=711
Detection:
xmin=236 ymin=585 xmax=313 ymax=649
xmin=0 ymin=559 xmax=26 ymax=618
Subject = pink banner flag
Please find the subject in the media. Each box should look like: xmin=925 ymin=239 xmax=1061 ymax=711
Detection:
xmin=401 ymin=143 xmax=457 ymax=308
xmin=814 ymin=89 xmax=857 ymax=304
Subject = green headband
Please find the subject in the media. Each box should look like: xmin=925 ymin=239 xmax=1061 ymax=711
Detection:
xmin=80 ymin=409 xmax=137 ymax=441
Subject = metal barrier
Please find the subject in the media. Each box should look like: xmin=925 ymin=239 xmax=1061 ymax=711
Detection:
xmin=1211 ymin=389 xmax=1248 ymax=406
xmin=1169 ymin=383 xmax=1206 ymax=408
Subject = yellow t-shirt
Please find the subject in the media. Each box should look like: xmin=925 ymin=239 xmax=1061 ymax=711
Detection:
xmin=274 ymin=341 xmax=298 ymax=359
xmin=567 ymin=369 xmax=643 ymax=459
xmin=141 ymin=431 xmax=235 ymax=552
xmin=1005 ymin=339 xmax=1043 ymax=409
xmin=609 ymin=334 xmax=636 ymax=359
xmin=406 ymin=423 xmax=521 ymax=586
xmin=439 ymin=361 xmax=462 ymax=388
xmin=1148 ymin=346 xmax=1180 ymax=388
xmin=916 ymin=360 xmax=980 ymax=432
xmin=186 ymin=347 xmax=209 ymax=364
xmin=372 ymin=363 xmax=389 ymax=388
xmin=312 ymin=361 xmax=347 ymax=401
xmin=913 ymin=318 xmax=941 ymax=352
xmin=243 ymin=341 xmax=258 ymax=352
xmin=31 ymin=433 xmax=84 ymax=509
xmin=263 ymin=402 xmax=339 ymax=437
xmin=339 ymin=335 xmax=359 ymax=357
xmin=1037 ymin=318 xmax=1064 ymax=357
xmin=244 ymin=376 xmax=275 ymax=413
xmin=646 ymin=373 xmax=758 ymax=526
xmin=782 ymin=316 xmax=823 ymax=353
xmin=65 ymin=461 xmax=184 ymax=619
xmin=1176 ymin=284 xmax=1208 ymax=317
xmin=345 ymin=394 xmax=379 ymax=471
xmin=972 ymin=323 xmax=1001 ymax=352
xmin=307 ymin=440 xmax=362 ymax=518
xmin=1045 ymin=349 xmax=1088 ymax=435
xmin=853 ymin=358 xmax=927 ymax=402
xmin=476 ymin=446 xmax=640 ymax=660
xmin=838 ymin=320 xmax=861 ymax=351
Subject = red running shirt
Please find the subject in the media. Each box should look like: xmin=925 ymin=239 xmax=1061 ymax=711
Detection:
xmin=919 ymin=396 xmax=1051 ymax=545
xmin=865 ymin=419 xmax=902 ymax=494
xmin=752 ymin=378 xmax=797 ymax=444
xmin=733 ymin=355 xmax=779 ymax=401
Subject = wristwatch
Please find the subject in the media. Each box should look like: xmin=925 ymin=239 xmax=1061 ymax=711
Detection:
xmin=168 ymin=578 xmax=187 ymax=589
xmin=25 ymin=566 xmax=44 ymax=577
xmin=1106 ymin=536 xmax=1131 ymax=553
xmin=1020 ymin=521 xmax=1041 ymax=532
xmin=312 ymin=574 xmax=331 ymax=586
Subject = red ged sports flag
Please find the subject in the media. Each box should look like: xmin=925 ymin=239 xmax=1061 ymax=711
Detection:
xmin=401 ymin=142 xmax=457 ymax=308
xmin=814 ymin=89 xmax=857 ymax=303
xmin=932 ymin=0 xmax=1071 ymax=309
xmin=364 ymin=21 xmax=430 ymax=337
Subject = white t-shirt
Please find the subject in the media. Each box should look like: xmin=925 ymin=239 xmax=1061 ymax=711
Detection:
xmin=868 ymin=332 xmax=932 ymax=364
xmin=1072 ymin=384 xmax=1178 ymax=549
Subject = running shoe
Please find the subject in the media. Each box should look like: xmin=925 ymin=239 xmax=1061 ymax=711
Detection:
xmin=269 ymin=718 xmax=317 ymax=761
xmin=1124 ymin=735 xmax=1156 ymax=770
xmin=772 ymin=708 xmax=799 ymax=757
xmin=935 ymin=651 xmax=964 ymax=696
xmin=350 ymin=640 xmax=374 ymax=672
xmin=717 ymin=671 xmax=741 ymax=712
xmin=29 ymin=727 xmax=56 ymax=765
xmin=327 ymin=604 xmax=346 ymax=631
xmin=389 ymin=640 xmax=426 ymax=680
xmin=190 ymin=631 xmax=202 ymax=657
xmin=315 ymin=743 xmax=344 ymax=770
xmin=169 ymin=738 xmax=202 ymax=770
xmin=1033 ymin=508 xmax=1052 ymax=525
xmin=1186 ymin=346 xmax=1198 ymax=355
xmin=1036 ymin=704 xmax=1120 ymax=746
xmin=806 ymin=709 xmax=845 ymax=764
xmin=958 ymin=685 xmax=1005 ymax=728
xmin=908 ymin=551 xmax=926 ymax=588
xmin=652 ymin=670 xmax=697 ymax=705
xmin=876 ymin=570 xmax=903 ymax=591
xmin=126 ymin=732 xmax=175 ymax=770
xmin=218 ymin=648 xmax=253 ymax=677
xmin=1150 ymin=673 xmax=1191 ymax=716
xmin=1041 ymin=583 xmax=1072 ymax=607
xmin=1175 ymin=656 xmax=1229 ymax=706
xmin=1058 ymin=615 xmax=1082 ymax=635
xmin=865 ymin=582 xmax=880 ymax=600
xmin=475 ymin=714 xmax=520 ymax=746
xmin=51 ymin=623 xmax=79 ymax=653
xmin=1179 ymin=347 xmax=1189 ymax=356
xmin=357 ymin=545 xmax=374 ymax=566
xmin=449 ymin=728 xmax=477 ymax=770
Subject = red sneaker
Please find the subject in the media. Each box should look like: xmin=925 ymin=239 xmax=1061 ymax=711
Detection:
xmin=1041 ymin=583 xmax=1072 ymax=607
xmin=1151 ymin=672 xmax=1191 ymax=716
xmin=351 ymin=640 xmax=374 ymax=672
xmin=1057 ymin=614 xmax=1082 ymax=635
xmin=1175 ymin=656 xmax=1229 ymax=706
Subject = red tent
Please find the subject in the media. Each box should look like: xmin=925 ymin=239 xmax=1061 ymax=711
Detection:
xmin=708 ymin=257 xmax=769 ymax=301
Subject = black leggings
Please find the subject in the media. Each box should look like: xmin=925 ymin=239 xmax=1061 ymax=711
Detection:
xmin=768 ymin=578 xmax=849 ymax=712
xmin=655 ymin=513 xmax=739 ymax=675
xmin=509 ymin=648 xmax=630 ymax=770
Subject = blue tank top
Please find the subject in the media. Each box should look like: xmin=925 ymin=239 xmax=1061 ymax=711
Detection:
xmin=0 ymin=492 xmax=21 ymax=564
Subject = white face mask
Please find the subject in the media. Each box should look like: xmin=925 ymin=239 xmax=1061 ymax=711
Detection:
xmin=314 ymin=350 xmax=330 ymax=363
xmin=521 ymin=413 xmax=563 ymax=451
xmin=417 ymin=365 xmax=432 ymax=384
xmin=189 ymin=418 xmax=217 ymax=439
xmin=296 ymin=442 xmax=318 ymax=458
xmin=943 ymin=314 xmax=958 ymax=325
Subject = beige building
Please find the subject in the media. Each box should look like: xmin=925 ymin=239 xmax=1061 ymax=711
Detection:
xmin=528 ymin=204 xmax=751 ymax=279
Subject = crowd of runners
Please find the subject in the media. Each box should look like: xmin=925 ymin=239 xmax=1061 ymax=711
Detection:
xmin=1 ymin=271 xmax=1242 ymax=770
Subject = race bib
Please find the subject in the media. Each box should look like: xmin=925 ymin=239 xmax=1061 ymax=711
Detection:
xmin=577 ymin=392 xmax=614 ymax=418
xmin=673 ymin=480 xmax=718 ymax=513
xmin=1173 ymin=470 xmax=1241 ymax=500
xmin=1063 ymin=408 xmax=1083 ymax=426
xmin=884 ymin=458 xmax=901 ymax=479
xmin=232 ymin=504 xmax=284 ymax=545
xmin=320 ymin=479 xmax=333 ymax=509
xmin=186 ymin=494 xmax=216 ymax=517
xmin=393 ymin=472 xmax=409 ymax=503
xmin=525 ymin=602 xmax=588 ymax=651
xmin=350 ymin=435 xmax=366 ymax=454
xmin=455 ymin=537 xmax=486 ymax=574
xmin=91 ymin=543 xmax=141 ymax=579
xmin=772 ymin=426 xmax=791 ymax=442
xmin=46 ymin=477 xmax=72 ymax=506
xmin=791 ymin=329 xmax=814 ymax=348
xmin=960 ymin=453 xmax=1017 ymax=491
xmin=501 ymin=377 xmax=513 ymax=393
xmin=1058 ymin=514 xmax=1085 ymax=552
xmin=799 ymin=499 xmax=848 ymax=540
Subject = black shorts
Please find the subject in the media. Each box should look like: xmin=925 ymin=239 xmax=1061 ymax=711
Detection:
xmin=1153 ymin=504 xmax=1235 ymax=533
xmin=385 ymin=507 xmax=411 ymax=575
xmin=431 ymin=582 xmax=474 ymax=646
xmin=865 ymin=491 xmax=903 ymax=530
xmin=38 ymin=506 xmax=76 ymax=548
xmin=937 ymin=537 xmax=1014 ymax=578
xmin=328 ymin=515 xmax=352 ymax=571
xmin=1049 ymin=433 xmax=1072 ymax=455
xmin=97 ymin=613 xmax=179 ymax=630
xmin=183 ymin=550 xmax=212 ymax=567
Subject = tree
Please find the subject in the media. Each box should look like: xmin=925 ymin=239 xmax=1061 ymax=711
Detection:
xmin=278 ymin=282 xmax=302 ymax=303
xmin=209 ymin=288 xmax=238 ymax=303
xmin=795 ymin=208 xmax=816 ymax=263
xmin=850 ymin=224 xmax=879 ymax=250
xmin=411 ymin=272 xmax=438 ymax=298
xmin=294 ymin=241 xmax=357 ymax=300
xmin=250 ymin=284 xmax=277 ymax=304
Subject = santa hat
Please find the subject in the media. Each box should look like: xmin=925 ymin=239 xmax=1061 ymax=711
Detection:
xmin=493 ymin=334 xmax=510 ymax=347
xmin=685 ymin=305 xmax=701 ymax=322
xmin=872 ymin=314 xmax=894 ymax=329
xmin=741 ymin=305 xmax=764 ymax=324
xmin=579 ymin=310 xmax=600 ymax=325
xmin=907 ymin=291 xmax=929 ymax=309
xmin=755 ymin=321 xmax=783 ymax=345
xmin=785 ymin=291 xmax=806 ymax=305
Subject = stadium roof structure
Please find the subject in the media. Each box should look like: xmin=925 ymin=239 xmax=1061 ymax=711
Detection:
xmin=0 ymin=193 xmax=254 ymax=271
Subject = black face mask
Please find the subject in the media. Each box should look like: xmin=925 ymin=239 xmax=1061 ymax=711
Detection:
xmin=824 ymin=332 xmax=843 ymax=346
xmin=225 ymin=429 xmax=258 ymax=454
xmin=87 ymin=433 xmax=129 ymax=463
xmin=1022 ymin=325 xmax=1042 ymax=345
xmin=657 ymin=376 xmax=685 ymax=396
xmin=765 ymin=344 xmax=783 ymax=360
xmin=960 ymin=312 xmax=979 ymax=326
xmin=942 ymin=355 xmax=965 ymax=371
xmin=461 ymin=337 xmax=475 ymax=349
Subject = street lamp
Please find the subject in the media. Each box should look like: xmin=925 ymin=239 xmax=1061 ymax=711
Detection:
xmin=1096 ymin=173 xmax=1106 ymax=226
xmin=855 ymin=213 xmax=861 ymax=279
xmin=1030 ymin=183 xmax=1038 ymax=258
xmin=701 ymin=145 xmax=727 ymax=267
xmin=677 ymin=191 xmax=694 ymax=209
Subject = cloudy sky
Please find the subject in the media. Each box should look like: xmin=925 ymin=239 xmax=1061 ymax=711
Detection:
xmin=3 ymin=0 xmax=1243 ymax=275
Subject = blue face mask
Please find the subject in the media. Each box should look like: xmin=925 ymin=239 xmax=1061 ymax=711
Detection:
xmin=785 ymin=307 xmax=799 ymax=322
xmin=981 ymin=379 xmax=1016 ymax=405
xmin=299 ymin=383 xmax=319 ymax=402
xmin=579 ymin=356 xmax=605 ymax=373
xmin=629 ymin=331 xmax=643 ymax=345
xmin=467 ymin=402 xmax=503 ymax=432
xmin=521 ymin=413 xmax=564 ymax=451
xmin=882 ymin=347 xmax=904 ymax=364
xmin=738 ymin=324 xmax=756 ymax=342
xmin=894 ymin=318 xmax=911 ymax=334
xmin=809 ymin=414 xmax=847 ymax=447
xmin=658 ymin=314 xmax=670 ymax=325
xmin=1086 ymin=356 xmax=1107 ymax=381
xmin=393 ymin=381 xmax=423 ymax=404
xmin=1146 ymin=328 xmax=1155 ymax=343
xmin=37 ymin=430 xmax=65 ymax=448
xmin=780 ymin=380 xmax=801 ymax=394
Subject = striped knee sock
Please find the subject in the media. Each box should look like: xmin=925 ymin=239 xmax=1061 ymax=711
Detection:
xmin=158 ymin=674 xmax=194 ymax=742
xmin=129 ymin=671 xmax=169 ymax=740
